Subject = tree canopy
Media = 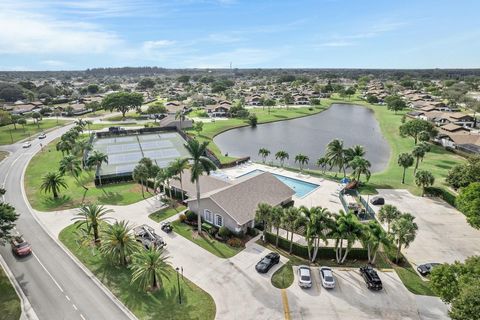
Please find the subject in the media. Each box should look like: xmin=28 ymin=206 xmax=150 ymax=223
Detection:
xmin=456 ymin=182 xmax=480 ymax=229
xmin=399 ymin=119 xmax=437 ymax=144
xmin=102 ymin=92 xmax=144 ymax=118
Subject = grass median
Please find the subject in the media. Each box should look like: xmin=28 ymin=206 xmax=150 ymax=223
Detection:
xmin=0 ymin=266 xmax=21 ymax=320
xmin=0 ymin=119 xmax=69 ymax=145
xmin=149 ymin=205 xmax=186 ymax=222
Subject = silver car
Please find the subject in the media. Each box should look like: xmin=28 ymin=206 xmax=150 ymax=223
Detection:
xmin=297 ymin=265 xmax=312 ymax=288
xmin=319 ymin=266 xmax=335 ymax=289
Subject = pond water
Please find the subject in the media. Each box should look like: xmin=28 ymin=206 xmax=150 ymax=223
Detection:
xmin=213 ymin=104 xmax=391 ymax=172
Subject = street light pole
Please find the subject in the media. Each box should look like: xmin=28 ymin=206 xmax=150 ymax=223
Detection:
xmin=176 ymin=267 xmax=182 ymax=304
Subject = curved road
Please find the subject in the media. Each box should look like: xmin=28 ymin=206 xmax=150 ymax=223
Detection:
xmin=0 ymin=125 xmax=133 ymax=320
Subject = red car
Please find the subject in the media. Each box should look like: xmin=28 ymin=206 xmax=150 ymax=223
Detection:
xmin=11 ymin=235 xmax=32 ymax=257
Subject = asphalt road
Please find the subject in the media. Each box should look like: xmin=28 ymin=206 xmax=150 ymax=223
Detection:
xmin=0 ymin=126 xmax=132 ymax=320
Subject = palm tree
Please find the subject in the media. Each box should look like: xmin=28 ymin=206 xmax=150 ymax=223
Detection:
xmin=255 ymin=203 xmax=272 ymax=241
xmin=154 ymin=168 xmax=167 ymax=196
xmin=40 ymin=172 xmax=67 ymax=199
xmin=282 ymin=207 xmax=302 ymax=253
xmin=391 ymin=213 xmax=418 ymax=263
xmin=348 ymin=156 xmax=371 ymax=183
xmin=325 ymin=139 xmax=346 ymax=177
xmin=294 ymin=154 xmax=309 ymax=174
xmin=72 ymin=204 xmax=112 ymax=244
xmin=56 ymin=139 xmax=73 ymax=155
xmin=133 ymin=163 xmax=150 ymax=198
xmin=169 ymin=158 xmax=189 ymax=201
xmin=344 ymin=145 xmax=365 ymax=164
xmin=72 ymin=139 xmax=92 ymax=158
xmin=316 ymin=156 xmax=328 ymax=173
xmin=415 ymin=170 xmax=435 ymax=196
xmin=377 ymin=204 xmax=401 ymax=233
xmin=100 ymin=220 xmax=141 ymax=266
xmin=175 ymin=110 xmax=185 ymax=129
xmin=300 ymin=206 xmax=334 ymax=261
xmin=397 ymin=153 xmax=414 ymax=184
xmin=361 ymin=221 xmax=390 ymax=264
xmin=412 ymin=145 xmax=426 ymax=173
xmin=258 ymin=148 xmax=271 ymax=164
xmin=275 ymin=151 xmax=289 ymax=168
xmin=184 ymin=139 xmax=217 ymax=233
xmin=331 ymin=211 xmax=364 ymax=264
xmin=59 ymin=154 xmax=88 ymax=192
xmin=86 ymin=151 xmax=109 ymax=186
xmin=130 ymin=247 xmax=171 ymax=291
xmin=270 ymin=206 xmax=284 ymax=247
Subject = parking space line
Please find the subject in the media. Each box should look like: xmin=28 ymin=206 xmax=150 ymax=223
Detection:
xmin=281 ymin=289 xmax=291 ymax=320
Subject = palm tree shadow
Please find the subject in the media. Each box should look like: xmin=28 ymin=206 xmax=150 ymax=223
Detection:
xmin=98 ymin=191 xmax=124 ymax=203
xmin=43 ymin=195 xmax=71 ymax=208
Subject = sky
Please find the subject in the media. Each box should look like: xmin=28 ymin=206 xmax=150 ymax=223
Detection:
xmin=1 ymin=0 xmax=479 ymax=70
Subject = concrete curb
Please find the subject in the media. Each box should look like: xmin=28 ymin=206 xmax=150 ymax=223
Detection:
xmin=19 ymin=125 xmax=138 ymax=320
xmin=0 ymin=254 xmax=39 ymax=320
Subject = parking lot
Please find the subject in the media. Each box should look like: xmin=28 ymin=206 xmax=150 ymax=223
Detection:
xmin=287 ymin=266 xmax=448 ymax=320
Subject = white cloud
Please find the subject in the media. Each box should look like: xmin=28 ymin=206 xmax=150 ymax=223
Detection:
xmin=142 ymin=40 xmax=176 ymax=51
xmin=318 ymin=41 xmax=355 ymax=47
xmin=41 ymin=60 xmax=67 ymax=67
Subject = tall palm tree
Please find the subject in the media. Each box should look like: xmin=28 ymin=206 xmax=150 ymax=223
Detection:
xmin=300 ymin=206 xmax=334 ymax=261
xmin=275 ymin=151 xmax=289 ymax=168
xmin=154 ymin=168 xmax=167 ymax=196
xmin=175 ymin=110 xmax=185 ymax=129
xmin=72 ymin=139 xmax=92 ymax=158
xmin=40 ymin=172 xmax=67 ymax=199
xmin=72 ymin=204 xmax=112 ymax=244
xmin=316 ymin=156 xmax=328 ymax=173
xmin=377 ymin=204 xmax=401 ymax=233
xmin=397 ymin=153 xmax=414 ymax=184
xmin=325 ymin=139 xmax=346 ymax=177
xmin=255 ymin=203 xmax=272 ymax=241
xmin=130 ymin=247 xmax=171 ymax=291
xmin=59 ymin=154 xmax=88 ymax=192
xmin=282 ymin=207 xmax=302 ymax=253
xmin=169 ymin=158 xmax=189 ymax=201
xmin=100 ymin=220 xmax=141 ymax=266
xmin=361 ymin=221 xmax=390 ymax=264
xmin=294 ymin=154 xmax=309 ymax=174
xmin=415 ymin=170 xmax=435 ymax=196
xmin=184 ymin=139 xmax=217 ymax=233
xmin=344 ymin=145 xmax=365 ymax=165
xmin=133 ymin=163 xmax=150 ymax=198
xmin=391 ymin=213 xmax=418 ymax=263
xmin=258 ymin=148 xmax=271 ymax=164
xmin=270 ymin=206 xmax=284 ymax=247
xmin=56 ymin=139 xmax=73 ymax=155
xmin=412 ymin=144 xmax=426 ymax=173
xmin=331 ymin=211 xmax=364 ymax=264
xmin=86 ymin=151 xmax=109 ymax=186
xmin=349 ymin=156 xmax=371 ymax=183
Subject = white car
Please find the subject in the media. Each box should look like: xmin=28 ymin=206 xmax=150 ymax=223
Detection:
xmin=38 ymin=133 xmax=46 ymax=139
xmin=319 ymin=266 xmax=335 ymax=289
xmin=297 ymin=265 xmax=312 ymax=288
xmin=22 ymin=141 xmax=31 ymax=148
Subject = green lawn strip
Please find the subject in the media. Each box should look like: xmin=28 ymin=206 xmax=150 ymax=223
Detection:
xmin=105 ymin=111 xmax=146 ymax=121
xmin=0 ymin=150 xmax=9 ymax=162
xmin=0 ymin=119 xmax=69 ymax=145
xmin=393 ymin=265 xmax=434 ymax=296
xmin=171 ymin=221 xmax=242 ymax=259
xmin=59 ymin=223 xmax=215 ymax=320
xmin=271 ymin=261 xmax=294 ymax=289
xmin=0 ymin=266 xmax=21 ymax=320
xmin=88 ymin=122 xmax=147 ymax=130
xmin=25 ymin=138 xmax=151 ymax=211
xmin=149 ymin=205 xmax=186 ymax=222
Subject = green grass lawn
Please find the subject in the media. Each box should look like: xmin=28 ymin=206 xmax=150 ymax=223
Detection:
xmin=171 ymin=221 xmax=243 ymax=258
xmin=0 ymin=266 xmax=21 ymax=320
xmin=0 ymin=119 xmax=69 ymax=145
xmin=25 ymin=138 xmax=151 ymax=211
xmin=88 ymin=122 xmax=147 ymax=131
xmin=271 ymin=261 xmax=294 ymax=289
xmin=149 ymin=205 xmax=186 ymax=222
xmin=59 ymin=223 xmax=216 ymax=320
xmin=393 ymin=264 xmax=434 ymax=296
xmin=105 ymin=111 xmax=146 ymax=121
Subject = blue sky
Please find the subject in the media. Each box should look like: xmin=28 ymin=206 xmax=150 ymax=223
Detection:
xmin=1 ymin=0 xmax=479 ymax=70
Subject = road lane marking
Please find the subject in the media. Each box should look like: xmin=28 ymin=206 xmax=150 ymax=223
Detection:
xmin=281 ymin=289 xmax=291 ymax=320
xmin=80 ymin=314 xmax=86 ymax=320
xmin=72 ymin=304 xmax=78 ymax=311
xmin=65 ymin=295 xmax=71 ymax=301
xmin=2 ymin=154 xmax=23 ymax=185
xmin=32 ymin=252 xmax=64 ymax=293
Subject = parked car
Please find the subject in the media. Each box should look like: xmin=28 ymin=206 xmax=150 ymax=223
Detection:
xmin=10 ymin=235 xmax=32 ymax=257
xmin=255 ymin=252 xmax=280 ymax=273
xmin=160 ymin=222 xmax=173 ymax=233
xmin=297 ymin=265 xmax=312 ymax=288
xmin=370 ymin=196 xmax=385 ymax=205
xmin=134 ymin=224 xmax=166 ymax=249
xmin=359 ymin=265 xmax=382 ymax=290
xmin=417 ymin=263 xmax=441 ymax=277
xmin=319 ymin=266 xmax=335 ymax=289
xmin=22 ymin=141 xmax=31 ymax=148
xmin=38 ymin=133 xmax=46 ymax=139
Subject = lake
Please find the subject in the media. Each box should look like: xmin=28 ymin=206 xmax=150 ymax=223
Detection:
xmin=213 ymin=104 xmax=391 ymax=172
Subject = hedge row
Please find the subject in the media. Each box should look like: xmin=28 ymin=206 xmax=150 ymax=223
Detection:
xmin=425 ymin=186 xmax=457 ymax=207
xmin=264 ymin=232 xmax=369 ymax=261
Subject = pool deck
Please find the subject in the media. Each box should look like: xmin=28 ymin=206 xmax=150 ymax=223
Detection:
xmin=221 ymin=163 xmax=345 ymax=213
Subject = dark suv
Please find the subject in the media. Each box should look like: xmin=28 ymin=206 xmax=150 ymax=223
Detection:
xmin=255 ymin=252 xmax=280 ymax=273
xmin=359 ymin=265 xmax=382 ymax=291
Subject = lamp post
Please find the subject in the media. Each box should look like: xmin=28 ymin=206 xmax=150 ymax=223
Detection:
xmin=176 ymin=267 xmax=182 ymax=304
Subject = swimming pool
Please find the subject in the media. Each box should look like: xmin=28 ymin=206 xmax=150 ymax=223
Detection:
xmin=237 ymin=169 xmax=319 ymax=198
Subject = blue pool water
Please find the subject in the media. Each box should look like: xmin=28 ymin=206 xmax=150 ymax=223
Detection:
xmin=237 ymin=170 xmax=319 ymax=198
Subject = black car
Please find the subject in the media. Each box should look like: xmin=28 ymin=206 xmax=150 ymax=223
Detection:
xmin=417 ymin=263 xmax=441 ymax=276
xmin=370 ymin=196 xmax=385 ymax=205
xmin=359 ymin=265 xmax=383 ymax=290
xmin=161 ymin=222 xmax=173 ymax=233
xmin=255 ymin=252 xmax=280 ymax=273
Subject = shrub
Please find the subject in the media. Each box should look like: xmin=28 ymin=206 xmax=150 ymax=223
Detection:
xmin=227 ymin=237 xmax=243 ymax=248
xmin=308 ymin=107 xmax=313 ymax=111
xmin=218 ymin=226 xmax=231 ymax=238
xmin=425 ymin=187 xmax=456 ymax=207
xmin=201 ymin=222 xmax=213 ymax=233
xmin=185 ymin=210 xmax=197 ymax=221
xmin=235 ymin=230 xmax=245 ymax=239
xmin=246 ymin=227 xmax=258 ymax=237
xmin=178 ymin=213 xmax=187 ymax=222
xmin=209 ymin=226 xmax=218 ymax=236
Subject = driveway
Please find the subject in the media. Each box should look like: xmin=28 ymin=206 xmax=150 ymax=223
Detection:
xmin=288 ymin=267 xmax=448 ymax=320
xmin=374 ymin=189 xmax=480 ymax=265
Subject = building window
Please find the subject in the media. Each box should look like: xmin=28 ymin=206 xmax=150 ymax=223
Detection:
xmin=204 ymin=210 xmax=213 ymax=223
xmin=215 ymin=214 xmax=223 ymax=227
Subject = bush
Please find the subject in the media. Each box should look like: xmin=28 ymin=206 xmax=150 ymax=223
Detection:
xmin=235 ymin=230 xmax=245 ymax=239
xmin=209 ymin=226 xmax=218 ymax=236
xmin=248 ymin=113 xmax=258 ymax=127
xmin=185 ymin=210 xmax=197 ymax=222
xmin=178 ymin=213 xmax=187 ymax=222
xmin=218 ymin=226 xmax=231 ymax=238
xmin=201 ymin=222 xmax=213 ymax=233
xmin=227 ymin=237 xmax=243 ymax=248
xmin=246 ymin=227 xmax=258 ymax=237
xmin=425 ymin=187 xmax=456 ymax=207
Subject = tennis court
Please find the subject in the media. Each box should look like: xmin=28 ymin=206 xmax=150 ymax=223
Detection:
xmin=91 ymin=132 xmax=190 ymax=176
